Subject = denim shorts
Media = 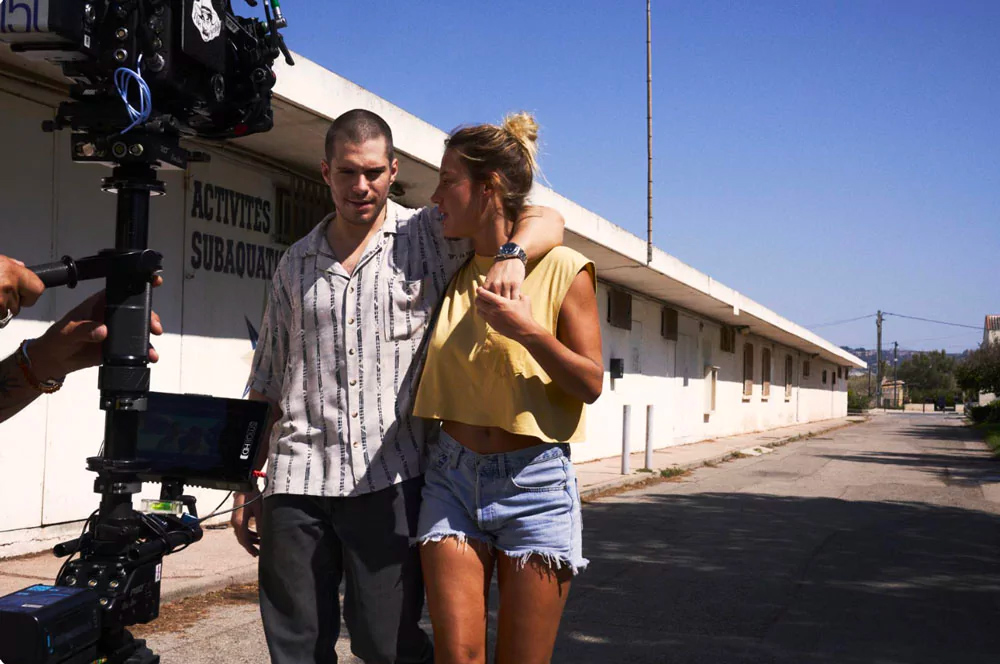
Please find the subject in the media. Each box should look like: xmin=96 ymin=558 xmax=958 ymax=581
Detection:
xmin=414 ymin=430 xmax=588 ymax=575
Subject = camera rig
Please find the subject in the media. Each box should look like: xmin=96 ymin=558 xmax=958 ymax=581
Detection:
xmin=0 ymin=2 xmax=290 ymax=662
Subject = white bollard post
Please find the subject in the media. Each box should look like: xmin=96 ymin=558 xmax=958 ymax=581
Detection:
xmin=645 ymin=404 xmax=654 ymax=470
xmin=621 ymin=404 xmax=632 ymax=475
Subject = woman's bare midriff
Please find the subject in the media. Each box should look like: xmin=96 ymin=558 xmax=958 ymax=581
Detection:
xmin=442 ymin=421 xmax=545 ymax=455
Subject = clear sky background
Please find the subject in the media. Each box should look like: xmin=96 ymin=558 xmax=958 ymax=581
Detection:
xmin=276 ymin=0 xmax=998 ymax=354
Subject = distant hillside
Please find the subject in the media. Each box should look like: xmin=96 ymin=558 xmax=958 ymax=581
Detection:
xmin=842 ymin=346 xmax=972 ymax=371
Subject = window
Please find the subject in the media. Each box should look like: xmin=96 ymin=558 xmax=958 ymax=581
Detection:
xmin=720 ymin=327 xmax=736 ymax=353
xmin=822 ymin=369 xmax=828 ymax=384
xmin=833 ymin=371 xmax=837 ymax=385
xmin=607 ymin=289 xmax=632 ymax=330
xmin=761 ymin=348 xmax=772 ymax=398
xmin=743 ymin=343 xmax=754 ymax=397
xmin=661 ymin=307 xmax=678 ymax=341
xmin=803 ymin=360 xmax=811 ymax=378
xmin=785 ymin=355 xmax=793 ymax=399
xmin=704 ymin=365 xmax=718 ymax=414
xmin=275 ymin=178 xmax=331 ymax=246
xmin=838 ymin=367 xmax=843 ymax=379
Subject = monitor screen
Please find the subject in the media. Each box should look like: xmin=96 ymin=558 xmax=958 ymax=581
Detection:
xmin=135 ymin=392 xmax=271 ymax=491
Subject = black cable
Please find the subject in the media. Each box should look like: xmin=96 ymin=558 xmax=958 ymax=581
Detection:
xmin=198 ymin=475 xmax=270 ymax=523
xmin=883 ymin=312 xmax=981 ymax=330
xmin=807 ymin=313 xmax=877 ymax=329
xmin=204 ymin=491 xmax=234 ymax=521
xmin=56 ymin=510 xmax=98 ymax=581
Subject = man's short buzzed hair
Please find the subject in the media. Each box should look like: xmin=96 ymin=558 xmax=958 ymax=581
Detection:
xmin=325 ymin=109 xmax=395 ymax=163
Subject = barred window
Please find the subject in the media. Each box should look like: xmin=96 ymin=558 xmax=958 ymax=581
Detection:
xmin=274 ymin=178 xmax=331 ymax=246
xmin=743 ymin=343 xmax=754 ymax=397
xmin=720 ymin=327 xmax=736 ymax=353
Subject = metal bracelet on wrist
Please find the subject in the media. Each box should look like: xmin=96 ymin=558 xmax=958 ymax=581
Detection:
xmin=495 ymin=242 xmax=527 ymax=266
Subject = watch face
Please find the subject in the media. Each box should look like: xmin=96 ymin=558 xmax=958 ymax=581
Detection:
xmin=499 ymin=242 xmax=519 ymax=256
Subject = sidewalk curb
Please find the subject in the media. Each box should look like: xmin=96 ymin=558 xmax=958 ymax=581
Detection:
xmin=160 ymin=566 xmax=259 ymax=604
xmin=578 ymin=418 xmax=864 ymax=502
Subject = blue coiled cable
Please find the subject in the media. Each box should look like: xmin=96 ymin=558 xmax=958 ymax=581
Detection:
xmin=113 ymin=57 xmax=152 ymax=134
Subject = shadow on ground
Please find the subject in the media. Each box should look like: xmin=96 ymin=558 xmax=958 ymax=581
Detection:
xmin=555 ymin=492 xmax=1000 ymax=664
xmin=815 ymin=418 xmax=1000 ymax=487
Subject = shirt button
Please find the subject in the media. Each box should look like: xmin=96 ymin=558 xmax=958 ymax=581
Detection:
xmin=352 ymin=412 xmax=358 ymax=418
xmin=348 ymin=348 xmax=355 ymax=356
xmin=353 ymin=442 xmax=359 ymax=448
xmin=350 ymin=379 xmax=357 ymax=386
xmin=349 ymin=286 xmax=355 ymax=293
xmin=348 ymin=317 xmax=355 ymax=325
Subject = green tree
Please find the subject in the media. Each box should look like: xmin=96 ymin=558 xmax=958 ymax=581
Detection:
xmin=895 ymin=350 xmax=958 ymax=404
xmin=848 ymin=374 xmax=874 ymax=409
xmin=956 ymin=340 xmax=1000 ymax=397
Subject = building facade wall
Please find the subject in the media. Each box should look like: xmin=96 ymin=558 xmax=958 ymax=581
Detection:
xmin=0 ymin=89 xmax=848 ymax=555
xmin=581 ymin=283 xmax=847 ymax=463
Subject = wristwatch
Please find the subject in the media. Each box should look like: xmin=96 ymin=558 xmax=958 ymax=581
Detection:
xmin=495 ymin=242 xmax=527 ymax=266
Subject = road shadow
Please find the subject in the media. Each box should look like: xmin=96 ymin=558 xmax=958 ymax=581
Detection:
xmin=814 ymin=419 xmax=999 ymax=487
xmin=553 ymin=492 xmax=1000 ymax=664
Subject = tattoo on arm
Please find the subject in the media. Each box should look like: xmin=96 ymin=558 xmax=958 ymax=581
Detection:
xmin=0 ymin=352 xmax=43 ymax=425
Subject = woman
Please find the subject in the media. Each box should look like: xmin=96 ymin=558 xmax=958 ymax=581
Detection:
xmin=412 ymin=113 xmax=603 ymax=664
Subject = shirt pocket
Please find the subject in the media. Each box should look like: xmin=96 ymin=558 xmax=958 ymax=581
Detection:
xmin=382 ymin=274 xmax=433 ymax=341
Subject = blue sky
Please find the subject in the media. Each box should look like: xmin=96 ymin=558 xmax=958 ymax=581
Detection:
xmin=275 ymin=1 xmax=997 ymax=353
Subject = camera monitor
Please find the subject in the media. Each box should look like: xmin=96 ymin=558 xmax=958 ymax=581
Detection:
xmin=136 ymin=392 xmax=271 ymax=492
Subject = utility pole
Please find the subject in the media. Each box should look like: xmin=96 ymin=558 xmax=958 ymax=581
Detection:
xmin=867 ymin=362 xmax=872 ymax=407
xmin=893 ymin=341 xmax=899 ymax=407
xmin=645 ymin=0 xmax=653 ymax=265
xmin=876 ymin=311 xmax=883 ymax=409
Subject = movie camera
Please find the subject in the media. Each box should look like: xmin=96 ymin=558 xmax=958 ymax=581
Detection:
xmin=0 ymin=2 xmax=291 ymax=662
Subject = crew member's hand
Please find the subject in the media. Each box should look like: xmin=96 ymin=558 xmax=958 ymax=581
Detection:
xmin=231 ymin=488 xmax=263 ymax=557
xmin=482 ymin=259 xmax=526 ymax=301
xmin=475 ymin=287 xmax=539 ymax=341
xmin=29 ymin=276 xmax=164 ymax=379
xmin=0 ymin=255 xmax=45 ymax=318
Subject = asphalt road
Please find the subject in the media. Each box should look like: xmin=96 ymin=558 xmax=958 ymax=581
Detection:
xmin=137 ymin=413 xmax=1000 ymax=663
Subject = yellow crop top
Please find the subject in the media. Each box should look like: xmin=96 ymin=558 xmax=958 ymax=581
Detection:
xmin=412 ymin=246 xmax=595 ymax=443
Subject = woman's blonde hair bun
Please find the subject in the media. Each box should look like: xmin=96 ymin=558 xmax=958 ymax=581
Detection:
xmin=502 ymin=112 xmax=539 ymax=173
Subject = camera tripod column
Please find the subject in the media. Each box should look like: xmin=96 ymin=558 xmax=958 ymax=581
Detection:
xmin=90 ymin=161 xmax=164 ymax=517
xmin=78 ymin=158 xmax=166 ymax=664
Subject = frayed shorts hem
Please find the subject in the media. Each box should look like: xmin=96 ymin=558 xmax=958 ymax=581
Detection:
xmin=413 ymin=531 xmax=589 ymax=576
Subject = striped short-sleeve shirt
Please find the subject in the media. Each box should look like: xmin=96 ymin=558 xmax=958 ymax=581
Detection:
xmin=248 ymin=200 xmax=472 ymax=497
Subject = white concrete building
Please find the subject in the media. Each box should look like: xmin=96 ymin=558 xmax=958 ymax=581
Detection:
xmin=0 ymin=48 xmax=864 ymax=556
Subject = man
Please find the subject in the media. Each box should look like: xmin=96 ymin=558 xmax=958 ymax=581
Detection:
xmin=231 ymin=109 xmax=564 ymax=664
xmin=0 ymin=255 xmax=163 ymax=423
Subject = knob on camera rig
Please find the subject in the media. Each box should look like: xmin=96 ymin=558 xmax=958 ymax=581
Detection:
xmin=0 ymin=2 xmax=290 ymax=662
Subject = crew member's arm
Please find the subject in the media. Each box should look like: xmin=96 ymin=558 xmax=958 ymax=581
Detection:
xmin=482 ymin=205 xmax=565 ymax=299
xmin=475 ymin=268 xmax=603 ymax=403
xmin=0 ymin=286 xmax=163 ymax=425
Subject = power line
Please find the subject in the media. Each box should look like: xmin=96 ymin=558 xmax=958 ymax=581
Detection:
xmin=883 ymin=312 xmax=981 ymax=330
xmin=807 ymin=313 xmax=877 ymax=329
xmin=894 ymin=330 xmax=981 ymax=346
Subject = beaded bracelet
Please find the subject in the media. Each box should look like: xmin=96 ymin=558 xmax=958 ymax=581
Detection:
xmin=16 ymin=339 xmax=64 ymax=394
